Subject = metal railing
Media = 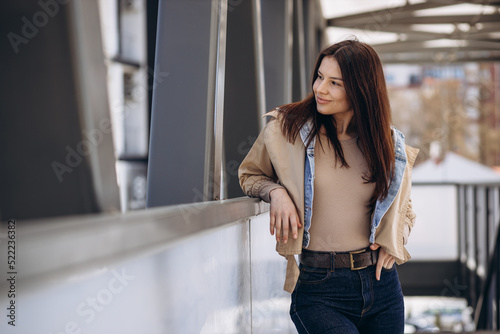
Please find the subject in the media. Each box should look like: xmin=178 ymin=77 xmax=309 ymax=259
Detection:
xmin=3 ymin=184 xmax=498 ymax=332
xmin=1 ymin=198 xmax=304 ymax=334
xmin=457 ymin=184 xmax=500 ymax=330
xmin=11 ymin=197 xmax=269 ymax=293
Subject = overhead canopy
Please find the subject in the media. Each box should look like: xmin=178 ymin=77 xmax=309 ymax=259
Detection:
xmin=322 ymin=0 xmax=500 ymax=63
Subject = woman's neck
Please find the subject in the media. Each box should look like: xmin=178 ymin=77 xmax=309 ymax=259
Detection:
xmin=333 ymin=112 xmax=356 ymax=141
xmin=319 ymin=124 xmax=357 ymax=142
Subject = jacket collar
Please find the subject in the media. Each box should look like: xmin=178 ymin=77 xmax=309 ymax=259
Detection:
xmin=299 ymin=119 xmax=314 ymax=149
xmin=391 ymin=125 xmax=407 ymax=163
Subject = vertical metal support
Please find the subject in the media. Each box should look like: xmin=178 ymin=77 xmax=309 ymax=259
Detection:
xmin=67 ymin=0 xmax=120 ymax=212
xmin=214 ymin=1 xmax=228 ymax=201
xmin=484 ymin=187 xmax=493 ymax=329
xmin=475 ymin=188 xmax=500 ymax=329
xmin=302 ymin=0 xmax=312 ymax=79
xmin=261 ymin=0 xmax=290 ymax=112
xmin=251 ymin=0 xmax=267 ymax=131
xmin=223 ymin=1 xmax=265 ymax=198
xmin=474 ymin=184 xmax=484 ymax=328
xmin=467 ymin=185 xmax=477 ymax=306
xmin=301 ymin=0 xmax=324 ymax=82
xmin=474 ymin=186 xmax=480 ymax=307
xmin=496 ymin=187 xmax=500 ymax=330
xmin=205 ymin=0 xmax=228 ymax=201
xmin=494 ymin=185 xmax=500 ymax=330
xmin=478 ymin=187 xmax=487 ymax=287
xmin=469 ymin=184 xmax=500 ymax=330
xmin=284 ymin=0 xmax=293 ymax=103
xmin=458 ymin=185 xmax=467 ymax=290
xmin=147 ymin=0 xmax=219 ymax=207
xmin=293 ymin=0 xmax=307 ymax=100
xmin=486 ymin=187 xmax=491 ymax=262
xmin=203 ymin=3 xmax=216 ymax=202
xmin=493 ymin=234 xmax=500 ymax=330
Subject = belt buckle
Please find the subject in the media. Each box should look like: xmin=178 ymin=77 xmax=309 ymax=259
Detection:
xmin=349 ymin=249 xmax=367 ymax=271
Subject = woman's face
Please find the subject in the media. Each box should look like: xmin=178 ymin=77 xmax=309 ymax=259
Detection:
xmin=313 ymin=56 xmax=353 ymax=117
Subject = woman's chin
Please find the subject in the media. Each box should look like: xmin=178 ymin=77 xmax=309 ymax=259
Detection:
xmin=316 ymin=108 xmax=332 ymax=116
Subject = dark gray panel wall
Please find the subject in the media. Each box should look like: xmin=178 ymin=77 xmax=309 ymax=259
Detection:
xmin=292 ymin=0 xmax=307 ymax=102
xmin=223 ymin=0 xmax=261 ymax=199
xmin=147 ymin=0 xmax=213 ymax=207
xmin=261 ymin=0 xmax=289 ymax=112
xmin=0 ymin=1 xmax=100 ymax=219
xmin=302 ymin=0 xmax=318 ymax=85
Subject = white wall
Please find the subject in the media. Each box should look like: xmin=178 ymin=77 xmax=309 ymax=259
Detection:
xmin=406 ymin=184 xmax=458 ymax=260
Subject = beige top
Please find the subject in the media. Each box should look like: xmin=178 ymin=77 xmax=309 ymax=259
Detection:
xmin=307 ymin=132 xmax=375 ymax=252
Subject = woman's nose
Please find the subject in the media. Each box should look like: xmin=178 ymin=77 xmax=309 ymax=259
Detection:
xmin=316 ymin=80 xmax=327 ymax=95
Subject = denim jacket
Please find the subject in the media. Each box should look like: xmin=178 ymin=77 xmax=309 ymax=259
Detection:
xmin=239 ymin=110 xmax=419 ymax=292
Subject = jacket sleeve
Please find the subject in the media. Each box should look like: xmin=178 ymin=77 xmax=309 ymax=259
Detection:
xmin=403 ymin=198 xmax=416 ymax=245
xmin=238 ymin=124 xmax=283 ymax=202
xmin=402 ymin=144 xmax=419 ymax=246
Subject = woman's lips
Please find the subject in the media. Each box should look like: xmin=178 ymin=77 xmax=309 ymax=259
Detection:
xmin=316 ymin=96 xmax=330 ymax=104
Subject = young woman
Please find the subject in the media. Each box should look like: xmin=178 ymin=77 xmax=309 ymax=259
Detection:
xmin=239 ymin=40 xmax=419 ymax=333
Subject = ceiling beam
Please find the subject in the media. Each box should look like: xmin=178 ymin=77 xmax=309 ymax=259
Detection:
xmin=389 ymin=14 xmax=500 ymax=25
xmin=326 ymin=1 xmax=461 ymax=28
xmin=373 ymin=39 xmax=500 ymax=54
xmin=380 ymin=53 xmax=500 ymax=64
xmin=328 ymin=21 xmax=500 ymax=43
xmin=451 ymin=0 xmax=500 ymax=5
xmin=325 ymin=1 xmax=500 ymax=64
xmin=353 ymin=24 xmax=451 ymax=40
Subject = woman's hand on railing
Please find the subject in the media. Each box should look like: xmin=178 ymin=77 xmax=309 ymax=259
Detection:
xmin=269 ymin=188 xmax=302 ymax=244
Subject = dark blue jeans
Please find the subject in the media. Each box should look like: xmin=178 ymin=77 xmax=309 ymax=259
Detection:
xmin=290 ymin=262 xmax=404 ymax=334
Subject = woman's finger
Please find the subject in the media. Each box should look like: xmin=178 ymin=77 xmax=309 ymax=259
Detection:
xmin=290 ymin=214 xmax=298 ymax=239
xmin=375 ymin=246 xmax=394 ymax=281
xmin=372 ymin=243 xmax=383 ymax=281
xmin=275 ymin=214 xmax=282 ymax=242
xmin=282 ymin=215 xmax=290 ymax=243
xmin=375 ymin=257 xmax=383 ymax=281
xmin=270 ymin=213 xmax=275 ymax=236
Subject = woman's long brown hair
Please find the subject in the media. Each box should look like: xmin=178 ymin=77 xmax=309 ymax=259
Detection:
xmin=279 ymin=39 xmax=395 ymax=206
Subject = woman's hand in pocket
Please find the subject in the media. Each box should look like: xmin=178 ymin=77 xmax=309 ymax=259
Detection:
xmin=370 ymin=243 xmax=395 ymax=281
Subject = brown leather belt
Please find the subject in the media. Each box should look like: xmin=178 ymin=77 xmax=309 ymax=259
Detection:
xmin=299 ymin=247 xmax=378 ymax=270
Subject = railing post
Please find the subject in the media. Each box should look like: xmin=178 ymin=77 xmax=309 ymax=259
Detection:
xmin=496 ymin=230 xmax=500 ymax=330
xmin=474 ymin=184 xmax=500 ymax=330
xmin=458 ymin=185 xmax=468 ymax=302
xmin=467 ymin=185 xmax=478 ymax=307
xmin=475 ymin=218 xmax=500 ymax=329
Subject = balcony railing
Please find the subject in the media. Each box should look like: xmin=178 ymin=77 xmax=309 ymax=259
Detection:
xmin=457 ymin=184 xmax=500 ymax=330
xmin=1 ymin=184 xmax=498 ymax=332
